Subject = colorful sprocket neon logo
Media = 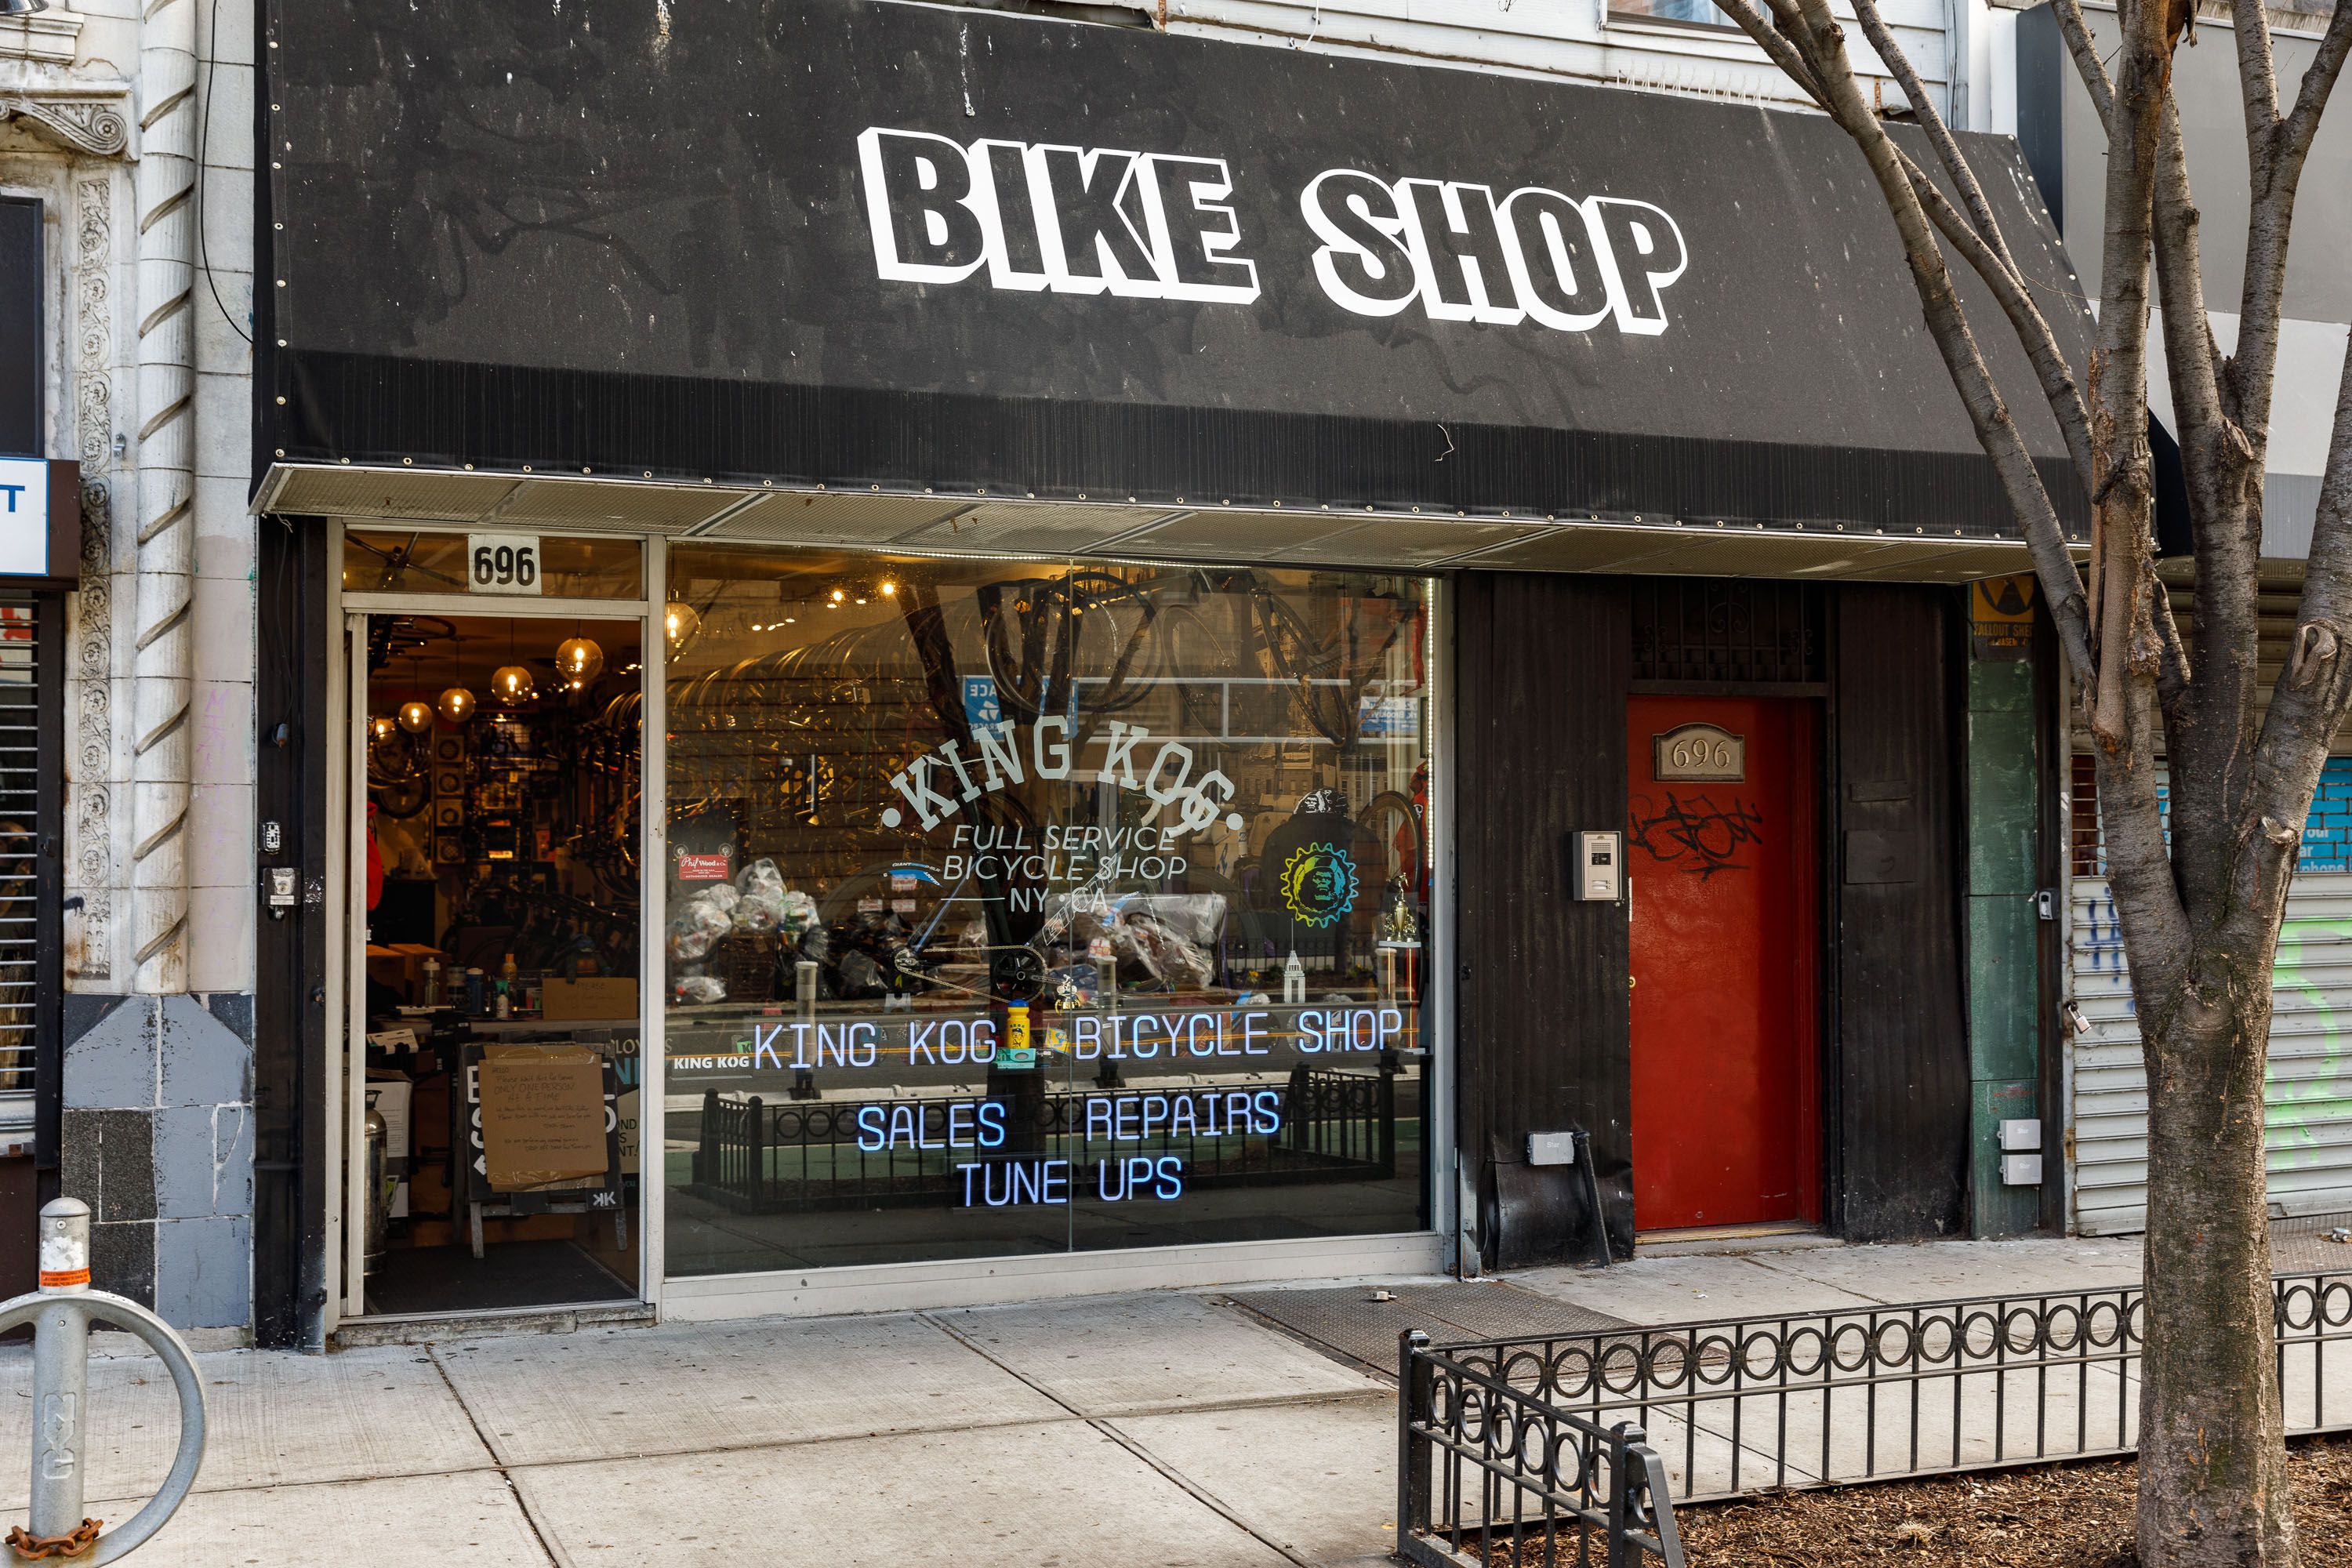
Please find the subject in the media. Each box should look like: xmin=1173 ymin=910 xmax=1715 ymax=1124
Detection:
xmin=1280 ymin=844 xmax=1359 ymax=928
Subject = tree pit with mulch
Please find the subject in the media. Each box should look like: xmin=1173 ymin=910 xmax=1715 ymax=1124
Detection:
xmin=1669 ymin=1435 xmax=2352 ymax=1566
xmin=1465 ymin=1436 xmax=2352 ymax=1566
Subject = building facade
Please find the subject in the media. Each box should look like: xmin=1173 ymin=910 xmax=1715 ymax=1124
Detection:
xmin=15 ymin=0 xmax=2081 ymax=1345
xmin=2 ymin=0 xmax=259 ymax=1327
xmin=2012 ymin=0 xmax=2352 ymax=1236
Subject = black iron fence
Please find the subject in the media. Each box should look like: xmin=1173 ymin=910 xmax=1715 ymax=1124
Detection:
xmin=686 ymin=1064 xmax=1397 ymax=1212
xmin=1399 ymin=1329 xmax=1686 ymax=1568
xmin=1403 ymin=1272 xmax=2352 ymax=1510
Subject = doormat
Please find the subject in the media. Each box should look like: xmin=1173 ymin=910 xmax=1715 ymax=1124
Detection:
xmin=1221 ymin=1281 xmax=1631 ymax=1377
xmin=2272 ymin=1210 xmax=2352 ymax=1276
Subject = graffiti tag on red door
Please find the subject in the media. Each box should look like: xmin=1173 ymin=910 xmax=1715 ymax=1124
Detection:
xmin=1629 ymin=791 xmax=1763 ymax=880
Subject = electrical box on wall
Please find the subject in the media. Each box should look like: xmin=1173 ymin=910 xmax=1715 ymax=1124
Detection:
xmin=1575 ymin=831 xmax=1621 ymax=902
xmin=2002 ymin=1153 xmax=2044 ymax=1186
xmin=1998 ymin=1119 xmax=2042 ymax=1152
xmin=1526 ymin=1131 xmax=1577 ymax=1167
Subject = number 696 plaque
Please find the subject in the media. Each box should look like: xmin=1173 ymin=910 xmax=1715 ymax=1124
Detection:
xmin=466 ymin=533 xmax=543 ymax=595
xmin=1653 ymin=722 xmax=1744 ymax=782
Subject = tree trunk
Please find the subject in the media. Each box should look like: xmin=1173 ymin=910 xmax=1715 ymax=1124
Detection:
xmin=2138 ymin=940 xmax=2297 ymax=1566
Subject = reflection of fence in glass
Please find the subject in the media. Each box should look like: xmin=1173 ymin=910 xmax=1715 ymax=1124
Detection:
xmin=686 ymin=1064 xmax=1399 ymax=1213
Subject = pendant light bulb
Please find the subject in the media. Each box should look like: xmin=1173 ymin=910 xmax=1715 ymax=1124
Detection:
xmin=397 ymin=699 xmax=434 ymax=733
xmin=437 ymin=686 xmax=477 ymax=724
xmin=664 ymin=601 xmax=701 ymax=648
xmin=555 ymin=635 xmax=605 ymax=684
xmin=492 ymin=664 xmax=533 ymax=704
xmin=371 ymin=714 xmax=397 ymax=743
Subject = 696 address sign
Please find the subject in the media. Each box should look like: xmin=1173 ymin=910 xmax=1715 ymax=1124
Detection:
xmin=467 ymin=534 xmax=543 ymax=596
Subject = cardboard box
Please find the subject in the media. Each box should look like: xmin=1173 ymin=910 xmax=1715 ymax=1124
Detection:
xmin=477 ymin=1044 xmax=609 ymax=1191
xmin=541 ymin=977 xmax=640 ymax=1022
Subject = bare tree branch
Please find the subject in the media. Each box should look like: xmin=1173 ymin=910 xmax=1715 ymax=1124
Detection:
xmin=1900 ymin=146 xmax=2097 ymax=492
xmin=2145 ymin=103 xmax=2245 ymax=804
xmin=1853 ymin=0 xmax=2013 ymax=263
xmin=2249 ymin=321 xmax=2352 ymax=920
xmin=1719 ymin=0 xmax=2100 ymax=688
xmin=1837 ymin=0 xmax=2096 ymax=493
xmin=2152 ymin=569 xmax=2191 ymax=713
xmin=2281 ymin=0 xmax=2352 ymax=154
xmin=2259 ymin=221 xmax=2352 ymax=769
xmin=1712 ymin=0 xmax=1830 ymax=105
xmin=2050 ymin=0 xmax=2118 ymax=127
xmin=2151 ymin=106 xmax=2227 ymax=462
xmin=2230 ymin=0 xmax=2285 ymax=139
xmin=2231 ymin=0 xmax=2352 ymax=437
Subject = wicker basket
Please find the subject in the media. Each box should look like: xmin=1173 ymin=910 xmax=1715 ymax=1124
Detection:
xmin=710 ymin=934 xmax=782 ymax=1003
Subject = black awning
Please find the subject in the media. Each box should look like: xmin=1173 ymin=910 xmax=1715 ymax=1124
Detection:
xmin=263 ymin=0 xmax=2090 ymax=539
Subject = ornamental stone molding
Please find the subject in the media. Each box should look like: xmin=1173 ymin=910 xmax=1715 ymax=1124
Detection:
xmin=0 ymin=95 xmax=130 ymax=158
xmin=0 ymin=9 xmax=82 ymax=67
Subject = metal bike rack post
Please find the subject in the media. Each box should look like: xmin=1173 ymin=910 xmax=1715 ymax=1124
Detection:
xmin=2 ymin=1199 xmax=208 ymax=1564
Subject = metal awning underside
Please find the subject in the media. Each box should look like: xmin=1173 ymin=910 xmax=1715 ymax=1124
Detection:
xmin=258 ymin=463 xmax=2049 ymax=583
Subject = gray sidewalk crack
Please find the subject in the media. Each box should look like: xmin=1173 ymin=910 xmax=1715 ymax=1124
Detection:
xmin=922 ymin=1309 xmax=1316 ymax=1567
xmin=427 ymin=1343 xmax=571 ymax=1568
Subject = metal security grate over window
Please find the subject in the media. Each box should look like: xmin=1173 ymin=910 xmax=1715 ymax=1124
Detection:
xmin=1630 ymin=579 xmax=1825 ymax=684
xmin=0 ymin=593 xmax=37 ymax=1127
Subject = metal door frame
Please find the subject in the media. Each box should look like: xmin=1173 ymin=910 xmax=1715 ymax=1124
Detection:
xmin=334 ymin=555 xmax=662 ymax=1321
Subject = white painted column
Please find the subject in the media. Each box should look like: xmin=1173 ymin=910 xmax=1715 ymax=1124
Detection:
xmin=131 ymin=0 xmax=198 ymax=994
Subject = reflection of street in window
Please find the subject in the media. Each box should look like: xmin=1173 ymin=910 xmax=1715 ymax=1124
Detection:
xmin=659 ymin=551 xmax=1435 ymax=1271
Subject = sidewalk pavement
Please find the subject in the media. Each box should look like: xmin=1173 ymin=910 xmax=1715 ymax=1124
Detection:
xmin=0 ymin=1236 xmax=2145 ymax=1568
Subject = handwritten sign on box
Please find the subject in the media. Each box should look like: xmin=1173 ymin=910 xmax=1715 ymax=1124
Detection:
xmin=479 ymin=1047 xmax=609 ymax=1190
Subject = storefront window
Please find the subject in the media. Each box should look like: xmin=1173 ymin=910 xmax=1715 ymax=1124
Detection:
xmin=661 ymin=550 xmax=1436 ymax=1274
xmin=343 ymin=531 xmax=645 ymax=600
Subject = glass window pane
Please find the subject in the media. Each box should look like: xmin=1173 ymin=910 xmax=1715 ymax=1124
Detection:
xmin=1608 ymin=0 xmax=1740 ymax=23
xmin=343 ymin=531 xmax=645 ymax=599
xmin=661 ymin=550 xmax=1435 ymax=1277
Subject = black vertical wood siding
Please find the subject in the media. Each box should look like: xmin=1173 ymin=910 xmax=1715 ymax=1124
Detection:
xmin=1832 ymin=586 xmax=1972 ymax=1240
xmin=0 ymin=198 xmax=39 ymax=456
xmin=255 ymin=517 xmax=332 ymax=1347
xmin=1455 ymin=573 xmax=1635 ymax=1258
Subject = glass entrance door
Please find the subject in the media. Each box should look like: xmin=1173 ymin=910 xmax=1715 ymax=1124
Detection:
xmin=349 ymin=609 xmax=648 ymax=1315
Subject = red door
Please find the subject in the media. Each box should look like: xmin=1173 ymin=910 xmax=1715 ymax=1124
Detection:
xmin=1627 ymin=697 xmax=1819 ymax=1231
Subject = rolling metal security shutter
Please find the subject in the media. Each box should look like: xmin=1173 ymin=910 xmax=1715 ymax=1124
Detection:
xmin=0 ymin=593 xmax=37 ymax=1142
xmin=2069 ymin=754 xmax=2352 ymax=1233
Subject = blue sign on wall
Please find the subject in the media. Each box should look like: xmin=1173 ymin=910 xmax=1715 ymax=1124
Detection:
xmin=963 ymin=675 xmax=1000 ymax=730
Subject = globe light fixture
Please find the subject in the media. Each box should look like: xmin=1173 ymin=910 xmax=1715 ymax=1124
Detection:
xmin=370 ymin=714 xmax=397 ymax=743
xmin=491 ymin=664 xmax=533 ymax=704
xmin=397 ymin=699 xmax=434 ymax=733
xmin=555 ymin=635 xmax=605 ymax=684
xmin=437 ymin=686 xmax=477 ymax=724
xmin=664 ymin=601 xmax=701 ymax=647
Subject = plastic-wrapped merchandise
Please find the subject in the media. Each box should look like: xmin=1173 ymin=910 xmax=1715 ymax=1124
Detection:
xmin=833 ymin=947 xmax=885 ymax=1000
xmin=673 ymin=974 xmax=728 ymax=1004
xmin=1072 ymin=894 xmax=1226 ymax=990
xmin=734 ymin=858 xmax=790 ymax=932
xmin=666 ymin=893 xmax=733 ymax=960
xmin=700 ymin=881 xmax=742 ymax=914
xmin=776 ymin=888 xmax=818 ymax=935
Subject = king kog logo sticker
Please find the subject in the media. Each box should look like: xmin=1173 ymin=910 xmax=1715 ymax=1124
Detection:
xmin=855 ymin=126 xmax=1689 ymax=336
xmin=1279 ymin=844 xmax=1359 ymax=928
xmin=880 ymin=716 xmax=1244 ymax=838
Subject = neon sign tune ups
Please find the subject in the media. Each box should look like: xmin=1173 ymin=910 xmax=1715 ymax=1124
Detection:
xmin=856 ymin=127 xmax=1690 ymax=336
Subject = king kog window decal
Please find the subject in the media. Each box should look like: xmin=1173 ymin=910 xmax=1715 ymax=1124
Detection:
xmin=880 ymin=716 xmax=1243 ymax=838
xmin=855 ymin=126 xmax=1689 ymax=336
